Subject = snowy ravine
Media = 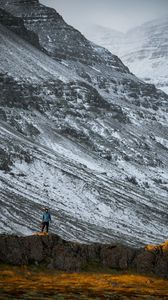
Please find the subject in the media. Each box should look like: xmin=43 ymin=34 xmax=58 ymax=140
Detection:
xmin=84 ymin=17 xmax=168 ymax=94
xmin=0 ymin=0 xmax=168 ymax=247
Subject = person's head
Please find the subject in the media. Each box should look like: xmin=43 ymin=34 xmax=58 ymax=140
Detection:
xmin=44 ymin=207 xmax=49 ymax=212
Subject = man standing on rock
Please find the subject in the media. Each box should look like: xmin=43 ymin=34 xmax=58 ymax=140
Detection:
xmin=41 ymin=207 xmax=51 ymax=233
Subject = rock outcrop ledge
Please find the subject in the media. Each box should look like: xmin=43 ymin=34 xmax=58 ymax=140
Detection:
xmin=0 ymin=234 xmax=168 ymax=277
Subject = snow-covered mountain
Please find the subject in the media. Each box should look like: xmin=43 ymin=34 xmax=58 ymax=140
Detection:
xmin=85 ymin=17 xmax=168 ymax=94
xmin=0 ymin=0 xmax=168 ymax=247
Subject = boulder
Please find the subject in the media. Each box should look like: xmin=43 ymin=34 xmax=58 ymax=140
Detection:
xmin=1 ymin=234 xmax=168 ymax=277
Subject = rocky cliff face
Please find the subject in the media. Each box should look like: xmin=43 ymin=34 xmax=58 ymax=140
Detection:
xmin=0 ymin=8 xmax=41 ymax=49
xmin=0 ymin=1 xmax=168 ymax=247
xmin=0 ymin=234 xmax=168 ymax=277
xmin=0 ymin=0 xmax=128 ymax=71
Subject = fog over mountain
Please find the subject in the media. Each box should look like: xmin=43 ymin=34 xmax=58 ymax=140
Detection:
xmin=84 ymin=16 xmax=168 ymax=94
xmin=40 ymin=0 xmax=168 ymax=33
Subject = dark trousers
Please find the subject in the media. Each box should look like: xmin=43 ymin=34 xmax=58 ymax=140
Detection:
xmin=41 ymin=221 xmax=49 ymax=233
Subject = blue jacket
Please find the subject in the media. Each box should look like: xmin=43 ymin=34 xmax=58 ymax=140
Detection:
xmin=42 ymin=212 xmax=51 ymax=222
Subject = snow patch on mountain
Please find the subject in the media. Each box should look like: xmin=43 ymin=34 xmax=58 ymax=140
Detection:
xmin=0 ymin=24 xmax=77 ymax=83
xmin=0 ymin=2 xmax=168 ymax=247
xmin=84 ymin=17 xmax=168 ymax=94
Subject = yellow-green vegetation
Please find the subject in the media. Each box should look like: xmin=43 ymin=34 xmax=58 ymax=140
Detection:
xmin=146 ymin=240 xmax=168 ymax=252
xmin=0 ymin=265 xmax=168 ymax=299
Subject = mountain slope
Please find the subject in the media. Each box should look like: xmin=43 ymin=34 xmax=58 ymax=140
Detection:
xmin=85 ymin=17 xmax=168 ymax=94
xmin=0 ymin=0 xmax=127 ymax=72
xmin=122 ymin=17 xmax=168 ymax=94
xmin=0 ymin=1 xmax=168 ymax=247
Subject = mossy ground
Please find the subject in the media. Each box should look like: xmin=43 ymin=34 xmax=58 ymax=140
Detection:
xmin=0 ymin=264 xmax=168 ymax=299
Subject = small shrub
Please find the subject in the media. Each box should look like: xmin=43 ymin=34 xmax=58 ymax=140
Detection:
xmin=126 ymin=176 xmax=138 ymax=185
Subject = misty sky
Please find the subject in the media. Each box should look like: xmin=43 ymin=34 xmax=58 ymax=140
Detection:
xmin=40 ymin=0 xmax=168 ymax=32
